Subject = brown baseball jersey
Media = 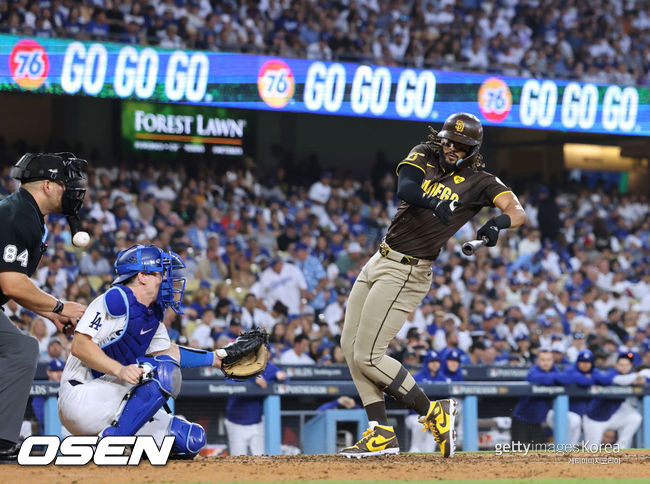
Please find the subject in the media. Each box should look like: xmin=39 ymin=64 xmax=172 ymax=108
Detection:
xmin=385 ymin=143 xmax=513 ymax=260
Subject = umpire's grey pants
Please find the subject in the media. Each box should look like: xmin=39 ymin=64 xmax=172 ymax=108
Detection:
xmin=0 ymin=310 xmax=39 ymax=443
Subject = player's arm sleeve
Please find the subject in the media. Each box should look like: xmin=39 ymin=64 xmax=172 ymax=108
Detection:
xmin=177 ymin=345 xmax=214 ymax=367
xmin=396 ymin=164 xmax=429 ymax=207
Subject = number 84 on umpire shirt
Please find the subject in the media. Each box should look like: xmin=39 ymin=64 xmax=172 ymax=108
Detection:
xmin=0 ymin=188 xmax=49 ymax=305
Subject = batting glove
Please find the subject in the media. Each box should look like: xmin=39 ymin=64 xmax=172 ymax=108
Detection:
xmin=430 ymin=198 xmax=460 ymax=226
xmin=476 ymin=214 xmax=511 ymax=247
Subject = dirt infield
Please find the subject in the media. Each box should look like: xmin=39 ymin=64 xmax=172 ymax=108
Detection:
xmin=5 ymin=451 xmax=650 ymax=483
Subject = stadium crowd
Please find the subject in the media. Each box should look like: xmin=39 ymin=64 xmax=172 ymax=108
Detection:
xmin=0 ymin=145 xmax=648 ymax=377
xmin=1 ymin=0 xmax=649 ymax=85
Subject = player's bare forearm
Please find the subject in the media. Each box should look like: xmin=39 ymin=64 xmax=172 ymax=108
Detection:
xmin=495 ymin=192 xmax=527 ymax=228
xmin=0 ymin=271 xmax=59 ymax=313
xmin=71 ymin=332 xmax=125 ymax=378
xmin=502 ymin=204 xmax=526 ymax=228
xmin=152 ymin=343 xmax=181 ymax=362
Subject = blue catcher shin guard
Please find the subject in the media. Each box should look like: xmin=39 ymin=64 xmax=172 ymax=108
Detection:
xmin=103 ymin=355 xmax=181 ymax=436
xmin=169 ymin=416 xmax=206 ymax=458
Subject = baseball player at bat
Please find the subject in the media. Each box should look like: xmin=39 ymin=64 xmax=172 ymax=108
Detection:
xmin=340 ymin=113 xmax=526 ymax=459
xmin=58 ymin=244 xmax=266 ymax=459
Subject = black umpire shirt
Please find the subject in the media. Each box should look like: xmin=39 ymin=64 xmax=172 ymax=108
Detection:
xmin=0 ymin=188 xmax=48 ymax=305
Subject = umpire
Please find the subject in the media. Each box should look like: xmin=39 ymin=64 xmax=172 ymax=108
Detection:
xmin=0 ymin=153 xmax=88 ymax=461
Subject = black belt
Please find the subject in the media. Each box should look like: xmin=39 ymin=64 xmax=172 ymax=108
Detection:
xmin=379 ymin=243 xmax=420 ymax=266
xmin=69 ymin=380 xmax=83 ymax=386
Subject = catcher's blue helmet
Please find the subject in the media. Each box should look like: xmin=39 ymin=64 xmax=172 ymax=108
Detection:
xmin=113 ymin=244 xmax=165 ymax=284
xmin=113 ymin=244 xmax=187 ymax=314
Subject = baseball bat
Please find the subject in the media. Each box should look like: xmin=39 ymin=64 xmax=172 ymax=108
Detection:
xmin=462 ymin=237 xmax=488 ymax=256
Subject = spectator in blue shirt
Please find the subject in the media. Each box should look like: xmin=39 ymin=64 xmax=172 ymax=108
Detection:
xmin=439 ymin=349 xmax=464 ymax=383
xmin=186 ymin=285 xmax=212 ymax=320
xmin=292 ymin=242 xmax=327 ymax=314
xmin=187 ymin=211 xmax=214 ymax=252
xmin=412 ymin=350 xmax=443 ymax=383
xmin=492 ymin=335 xmax=511 ymax=364
xmin=85 ymin=8 xmax=109 ymax=40
xmin=511 ymin=349 xmax=560 ymax=444
xmin=224 ymin=361 xmax=287 ymax=455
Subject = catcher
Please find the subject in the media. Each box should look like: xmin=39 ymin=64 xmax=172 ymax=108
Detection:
xmin=58 ymin=244 xmax=268 ymax=458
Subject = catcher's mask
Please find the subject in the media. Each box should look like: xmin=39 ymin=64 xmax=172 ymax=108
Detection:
xmin=113 ymin=244 xmax=186 ymax=314
xmin=11 ymin=152 xmax=88 ymax=217
xmin=438 ymin=113 xmax=483 ymax=169
xmin=160 ymin=250 xmax=187 ymax=314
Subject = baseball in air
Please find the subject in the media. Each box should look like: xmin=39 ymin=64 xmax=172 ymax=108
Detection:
xmin=72 ymin=231 xmax=90 ymax=248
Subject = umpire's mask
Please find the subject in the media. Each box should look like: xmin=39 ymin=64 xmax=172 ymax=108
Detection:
xmin=11 ymin=152 xmax=88 ymax=217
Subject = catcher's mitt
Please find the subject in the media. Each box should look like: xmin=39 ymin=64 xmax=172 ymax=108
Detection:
xmin=219 ymin=328 xmax=269 ymax=379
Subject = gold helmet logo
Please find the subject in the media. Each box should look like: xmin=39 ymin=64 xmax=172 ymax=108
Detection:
xmin=455 ymin=119 xmax=464 ymax=132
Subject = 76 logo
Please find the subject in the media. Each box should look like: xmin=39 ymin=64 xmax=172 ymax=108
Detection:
xmin=9 ymin=39 xmax=50 ymax=90
xmin=257 ymin=59 xmax=295 ymax=108
xmin=14 ymin=50 xmax=47 ymax=78
xmin=261 ymin=68 xmax=292 ymax=97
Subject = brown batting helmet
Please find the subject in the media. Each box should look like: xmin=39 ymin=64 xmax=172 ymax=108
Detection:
xmin=438 ymin=113 xmax=483 ymax=168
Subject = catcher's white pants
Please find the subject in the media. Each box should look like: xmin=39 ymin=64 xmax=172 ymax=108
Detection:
xmin=545 ymin=410 xmax=582 ymax=445
xmin=58 ymin=376 xmax=172 ymax=443
xmin=582 ymin=401 xmax=642 ymax=449
xmin=405 ymin=414 xmax=436 ymax=453
xmin=224 ymin=419 xmax=265 ymax=455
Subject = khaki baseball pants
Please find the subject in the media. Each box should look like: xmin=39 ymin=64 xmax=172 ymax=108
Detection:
xmin=341 ymin=249 xmax=432 ymax=407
